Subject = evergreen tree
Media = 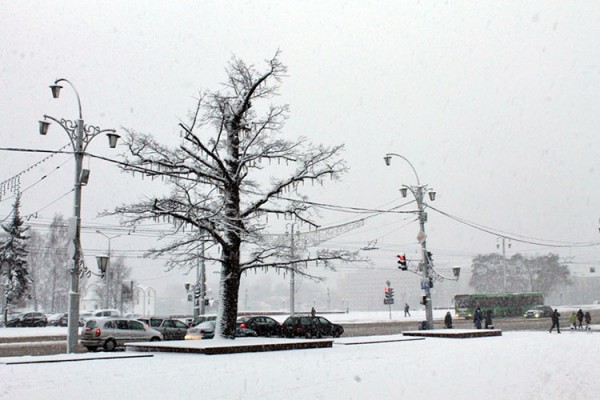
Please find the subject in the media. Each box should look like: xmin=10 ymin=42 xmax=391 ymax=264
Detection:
xmin=1 ymin=195 xmax=31 ymax=324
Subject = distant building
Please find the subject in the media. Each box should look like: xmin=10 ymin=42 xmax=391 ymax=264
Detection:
xmin=132 ymin=286 xmax=156 ymax=316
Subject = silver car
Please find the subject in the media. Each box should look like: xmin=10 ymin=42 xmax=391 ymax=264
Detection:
xmin=80 ymin=317 xmax=163 ymax=352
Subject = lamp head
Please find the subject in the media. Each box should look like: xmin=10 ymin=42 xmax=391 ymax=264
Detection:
xmin=50 ymin=84 xmax=62 ymax=99
xmin=106 ymin=132 xmax=120 ymax=148
xmin=400 ymin=187 xmax=408 ymax=198
xmin=428 ymin=191 xmax=436 ymax=201
xmin=39 ymin=120 xmax=50 ymax=135
xmin=96 ymin=255 xmax=109 ymax=274
xmin=383 ymin=156 xmax=391 ymax=166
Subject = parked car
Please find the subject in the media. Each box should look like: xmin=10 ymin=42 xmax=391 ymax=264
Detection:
xmin=47 ymin=313 xmax=69 ymax=327
xmin=185 ymin=320 xmax=216 ymax=340
xmin=88 ymin=309 xmax=121 ymax=318
xmin=149 ymin=318 xmax=190 ymax=340
xmin=281 ymin=315 xmax=344 ymax=338
xmin=80 ymin=317 xmax=163 ymax=352
xmin=5 ymin=312 xmax=48 ymax=327
xmin=79 ymin=311 xmax=94 ymax=327
xmin=237 ymin=316 xmax=282 ymax=337
xmin=188 ymin=314 xmax=217 ymax=327
xmin=524 ymin=305 xmax=553 ymax=318
xmin=138 ymin=317 xmax=165 ymax=328
xmin=184 ymin=320 xmax=257 ymax=340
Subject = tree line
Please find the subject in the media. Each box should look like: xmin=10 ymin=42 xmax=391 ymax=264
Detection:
xmin=469 ymin=252 xmax=572 ymax=295
xmin=1 ymin=196 xmax=131 ymax=324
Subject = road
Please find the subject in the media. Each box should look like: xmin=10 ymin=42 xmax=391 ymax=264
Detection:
xmin=5 ymin=311 xmax=595 ymax=358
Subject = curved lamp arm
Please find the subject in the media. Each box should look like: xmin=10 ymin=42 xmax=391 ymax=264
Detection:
xmin=51 ymin=78 xmax=83 ymax=119
xmin=384 ymin=153 xmax=421 ymax=186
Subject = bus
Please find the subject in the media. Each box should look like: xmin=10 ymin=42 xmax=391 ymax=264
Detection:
xmin=454 ymin=293 xmax=544 ymax=319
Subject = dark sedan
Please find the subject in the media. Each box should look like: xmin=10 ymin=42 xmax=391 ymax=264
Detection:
xmin=281 ymin=315 xmax=343 ymax=338
xmin=138 ymin=317 xmax=189 ymax=340
xmin=237 ymin=316 xmax=282 ymax=337
xmin=5 ymin=312 xmax=48 ymax=327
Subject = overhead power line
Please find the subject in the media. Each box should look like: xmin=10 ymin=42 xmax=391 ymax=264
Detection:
xmin=428 ymin=204 xmax=600 ymax=249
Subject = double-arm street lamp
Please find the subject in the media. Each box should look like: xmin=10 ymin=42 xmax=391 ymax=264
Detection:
xmin=39 ymin=79 xmax=119 ymax=353
xmin=384 ymin=153 xmax=436 ymax=329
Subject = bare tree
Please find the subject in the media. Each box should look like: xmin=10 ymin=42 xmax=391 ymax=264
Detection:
xmin=44 ymin=215 xmax=70 ymax=312
xmin=93 ymin=256 xmax=131 ymax=312
xmin=26 ymin=230 xmax=44 ymax=311
xmin=107 ymin=53 xmax=356 ymax=338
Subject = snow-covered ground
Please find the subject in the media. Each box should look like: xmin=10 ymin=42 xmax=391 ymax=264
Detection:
xmin=1 ymin=307 xmax=599 ymax=399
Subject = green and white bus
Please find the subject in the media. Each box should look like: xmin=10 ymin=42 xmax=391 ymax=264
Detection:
xmin=454 ymin=292 xmax=544 ymax=319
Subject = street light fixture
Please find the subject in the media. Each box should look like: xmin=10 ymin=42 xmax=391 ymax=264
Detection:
xmin=39 ymin=78 xmax=119 ymax=353
xmin=96 ymin=230 xmax=123 ymax=309
xmin=384 ymin=152 xmax=436 ymax=329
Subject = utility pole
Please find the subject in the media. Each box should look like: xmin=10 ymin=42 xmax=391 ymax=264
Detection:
xmin=497 ymin=237 xmax=511 ymax=292
xmin=198 ymin=239 xmax=206 ymax=315
xmin=288 ymin=223 xmax=297 ymax=316
xmin=384 ymin=153 xmax=436 ymax=329
xmin=280 ymin=219 xmax=364 ymax=316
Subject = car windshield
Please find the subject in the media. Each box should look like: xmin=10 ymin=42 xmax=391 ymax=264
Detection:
xmin=85 ymin=320 xmax=97 ymax=329
xmin=196 ymin=321 xmax=215 ymax=330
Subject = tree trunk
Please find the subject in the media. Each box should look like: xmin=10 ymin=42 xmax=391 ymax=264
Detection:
xmin=217 ymin=247 xmax=241 ymax=339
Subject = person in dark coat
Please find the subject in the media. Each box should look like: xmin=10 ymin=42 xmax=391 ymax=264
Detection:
xmin=444 ymin=311 xmax=453 ymax=329
xmin=484 ymin=310 xmax=494 ymax=329
xmin=549 ymin=309 xmax=561 ymax=333
xmin=473 ymin=307 xmax=482 ymax=329
xmin=576 ymin=309 xmax=584 ymax=329
xmin=584 ymin=311 xmax=591 ymax=331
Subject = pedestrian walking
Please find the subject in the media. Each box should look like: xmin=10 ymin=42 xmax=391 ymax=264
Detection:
xmin=484 ymin=310 xmax=494 ymax=329
xmin=570 ymin=312 xmax=577 ymax=330
xmin=549 ymin=309 xmax=561 ymax=333
xmin=577 ymin=309 xmax=584 ymax=329
xmin=444 ymin=311 xmax=453 ymax=329
xmin=404 ymin=303 xmax=411 ymax=317
xmin=311 ymin=307 xmax=316 ymax=317
xmin=473 ymin=307 xmax=482 ymax=329
xmin=584 ymin=311 xmax=591 ymax=331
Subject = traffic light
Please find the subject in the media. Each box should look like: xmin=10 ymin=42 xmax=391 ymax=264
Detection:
xmin=426 ymin=251 xmax=433 ymax=262
xmin=384 ymin=286 xmax=395 ymax=304
xmin=421 ymin=295 xmax=428 ymax=305
xmin=397 ymin=254 xmax=408 ymax=270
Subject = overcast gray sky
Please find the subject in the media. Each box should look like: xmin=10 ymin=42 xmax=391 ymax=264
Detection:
xmin=1 ymin=1 xmax=599 ymax=308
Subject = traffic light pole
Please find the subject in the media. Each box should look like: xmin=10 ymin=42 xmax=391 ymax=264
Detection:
xmin=416 ymin=186 xmax=434 ymax=329
xmin=384 ymin=153 xmax=436 ymax=330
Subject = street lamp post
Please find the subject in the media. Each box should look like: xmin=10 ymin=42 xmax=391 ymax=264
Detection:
xmin=96 ymin=230 xmax=122 ymax=309
xmin=39 ymin=79 xmax=119 ymax=353
xmin=384 ymin=153 xmax=436 ymax=329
